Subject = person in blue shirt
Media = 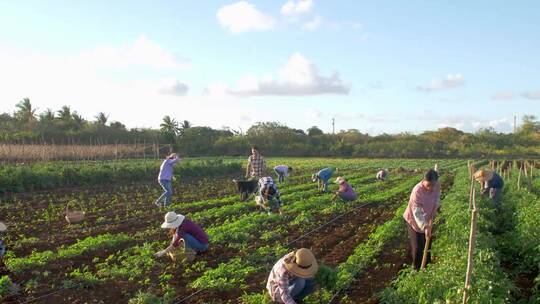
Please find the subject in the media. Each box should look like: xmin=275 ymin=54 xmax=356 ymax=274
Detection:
xmin=474 ymin=169 xmax=504 ymax=208
xmin=312 ymin=167 xmax=338 ymax=192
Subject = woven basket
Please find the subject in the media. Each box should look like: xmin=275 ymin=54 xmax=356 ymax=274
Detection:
xmin=167 ymin=243 xmax=196 ymax=262
xmin=65 ymin=204 xmax=85 ymax=224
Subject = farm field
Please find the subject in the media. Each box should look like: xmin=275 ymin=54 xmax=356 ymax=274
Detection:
xmin=0 ymin=158 xmax=538 ymax=304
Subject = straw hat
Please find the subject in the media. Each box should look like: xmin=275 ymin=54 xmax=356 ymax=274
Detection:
xmin=161 ymin=212 xmax=185 ymax=229
xmin=284 ymin=248 xmax=318 ymax=278
xmin=335 ymin=176 xmax=346 ymax=184
xmin=474 ymin=169 xmax=494 ymax=182
xmin=0 ymin=221 xmax=6 ymax=232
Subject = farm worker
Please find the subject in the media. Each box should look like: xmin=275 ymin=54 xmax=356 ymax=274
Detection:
xmin=312 ymin=167 xmax=338 ymax=192
xmin=474 ymin=169 xmax=504 ymax=207
xmin=246 ymin=145 xmax=267 ymax=181
xmin=376 ymin=169 xmax=389 ymax=181
xmin=154 ymin=211 xmax=209 ymax=261
xmin=332 ymin=177 xmax=357 ymax=202
xmin=274 ymin=165 xmax=293 ymax=182
xmin=154 ymin=153 xmax=181 ymax=208
xmin=267 ymin=248 xmax=318 ymax=304
xmin=0 ymin=221 xmax=6 ymax=259
xmin=403 ymin=169 xmax=440 ymax=270
xmin=256 ymin=176 xmax=283 ymax=214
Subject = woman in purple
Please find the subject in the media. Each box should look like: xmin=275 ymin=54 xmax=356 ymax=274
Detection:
xmin=332 ymin=177 xmax=358 ymax=202
xmin=154 ymin=211 xmax=209 ymax=261
xmin=154 ymin=153 xmax=181 ymax=208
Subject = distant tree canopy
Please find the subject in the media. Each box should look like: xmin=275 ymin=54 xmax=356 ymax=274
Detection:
xmin=1 ymin=99 xmax=539 ymax=158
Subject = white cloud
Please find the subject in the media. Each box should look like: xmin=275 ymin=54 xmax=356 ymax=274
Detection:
xmin=522 ymin=91 xmax=540 ymax=100
xmin=303 ymin=15 xmax=322 ymax=31
xmin=204 ymin=83 xmax=229 ymax=97
xmin=217 ymin=1 xmax=276 ymax=34
xmin=79 ymin=35 xmax=187 ymax=70
xmin=417 ymin=74 xmax=464 ymax=92
xmin=226 ymin=53 xmax=350 ymax=96
xmin=157 ymin=79 xmax=189 ymax=96
xmin=281 ymin=0 xmax=313 ymax=16
xmin=352 ymin=22 xmax=363 ymax=30
xmin=436 ymin=116 xmax=513 ymax=133
xmin=491 ymin=91 xmax=515 ymax=100
xmin=307 ymin=108 xmax=322 ymax=118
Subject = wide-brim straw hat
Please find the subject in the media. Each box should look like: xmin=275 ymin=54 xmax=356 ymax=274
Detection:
xmin=161 ymin=212 xmax=185 ymax=229
xmin=284 ymin=248 xmax=318 ymax=278
xmin=0 ymin=221 xmax=7 ymax=232
xmin=474 ymin=169 xmax=494 ymax=182
xmin=335 ymin=176 xmax=346 ymax=184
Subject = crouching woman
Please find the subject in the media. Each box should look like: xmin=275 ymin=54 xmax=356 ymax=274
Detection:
xmin=267 ymin=248 xmax=318 ymax=304
xmin=155 ymin=212 xmax=209 ymax=261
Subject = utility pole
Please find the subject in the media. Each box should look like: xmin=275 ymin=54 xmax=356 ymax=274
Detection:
xmin=332 ymin=118 xmax=335 ymax=134
xmin=513 ymin=115 xmax=517 ymax=133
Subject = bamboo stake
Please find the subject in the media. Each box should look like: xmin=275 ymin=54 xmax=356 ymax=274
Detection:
xmin=463 ymin=188 xmax=478 ymax=304
xmin=421 ymin=219 xmax=433 ymax=270
xmin=469 ymin=173 xmax=474 ymax=210
xmin=517 ymin=165 xmax=522 ymax=191
xmin=467 ymin=160 xmax=471 ymax=179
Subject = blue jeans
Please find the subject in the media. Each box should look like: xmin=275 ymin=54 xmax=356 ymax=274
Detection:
xmin=289 ymin=278 xmax=316 ymax=302
xmin=156 ymin=179 xmax=173 ymax=206
xmin=183 ymin=233 xmax=209 ymax=253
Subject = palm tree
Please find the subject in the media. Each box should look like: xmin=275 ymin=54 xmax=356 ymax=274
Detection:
xmin=15 ymin=97 xmax=37 ymax=123
xmin=57 ymin=106 xmax=72 ymax=121
xmin=71 ymin=112 xmax=85 ymax=130
xmin=39 ymin=108 xmax=55 ymax=122
xmin=95 ymin=112 xmax=109 ymax=125
xmin=179 ymin=120 xmax=192 ymax=136
xmin=160 ymin=115 xmax=180 ymax=144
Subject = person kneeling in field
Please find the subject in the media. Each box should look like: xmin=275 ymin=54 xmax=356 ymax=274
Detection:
xmin=376 ymin=169 xmax=389 ymax=181
xmin=403 ymin=169 xmax=440 ymax=270
xmin=312 ymin=167 xmax=338 ymax=193
xmin=267 ymin=248 xmax=318 ymax=304
xmin=474 ymin=169 xmax=504 ymax=208
xmin=154 ymin=153 xmax=181 ymax=208
xmin=332 ymin=177 xmax=357 ymax=202
xmin=155 ymin=211 xmax=209 ymax=262
xmin=274 ymin=165 xmax=293 ymax=182
xmin=256 ymin=176 xmax=283 ymax=214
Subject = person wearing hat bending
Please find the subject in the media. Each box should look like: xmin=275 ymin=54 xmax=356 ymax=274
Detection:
xmin=403 ymin=169 xmax=441 ymax=270
xmin=332 ymin=177 xmax=357 ymax=202
xmin=154 ymin=212 xmax=209 ymax=260
xmin=155 ymin=153 xmax=182 ymax=208
xmin=267 ymin=248 xmax=318 ymax=304
xmin=0 ymin=222 xmax=7 ymax=259
xmin=312 ymin=167 xmax=338 ymax=193
xmin=274 ymin=165 xmax=293 ymax=182
xmin=474 ymin=169 xmax=504 ymax=207
xmin=376 ymin=169 xmax=389 ymax=181
xmin=256 ymin=176 xmax=283 ymax=214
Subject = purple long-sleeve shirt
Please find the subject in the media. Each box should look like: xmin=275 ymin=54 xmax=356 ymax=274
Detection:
xmin=172 ymin=219 xmax=209 ymax=247
xmin=158 ymin=157 xmax=181 ymax=181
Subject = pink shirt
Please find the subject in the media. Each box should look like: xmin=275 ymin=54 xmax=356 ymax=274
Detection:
xmin=403 ymin=181 xmax=441 ymax=233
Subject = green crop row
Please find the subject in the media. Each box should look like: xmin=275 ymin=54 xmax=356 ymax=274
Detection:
xmin=5 ymin=233 xmax=132 ymax=274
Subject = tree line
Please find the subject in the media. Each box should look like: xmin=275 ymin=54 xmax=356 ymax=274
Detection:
xmin=1 ymin=98 xmax=539 ymax=158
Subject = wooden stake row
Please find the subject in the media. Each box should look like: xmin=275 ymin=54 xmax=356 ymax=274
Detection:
xmin=463 ymin=186 xmax=478 ymax=304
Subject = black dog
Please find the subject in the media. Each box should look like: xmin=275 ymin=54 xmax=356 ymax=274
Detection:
xmin=233 ymin=180 xmax=258 ymax=201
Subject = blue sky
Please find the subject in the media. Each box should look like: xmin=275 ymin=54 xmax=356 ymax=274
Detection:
xmin=0 ymin=0 xmax=538 ymax=134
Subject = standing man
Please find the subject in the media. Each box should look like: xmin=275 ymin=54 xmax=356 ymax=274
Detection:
xmin=274 ymin=165 xmax=293 ymax=182
xmin=245 ymin=145 xmax=267 ymax=181
xmin=474 ymin=169 xmax=504 ymax=208
xmin=267 ymin=248 xmax=319 ymax=304
xmin=403 ymin=169 xmax=441 ymax=270
xmin=155 ymin=153 xmax=181 ymax=208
